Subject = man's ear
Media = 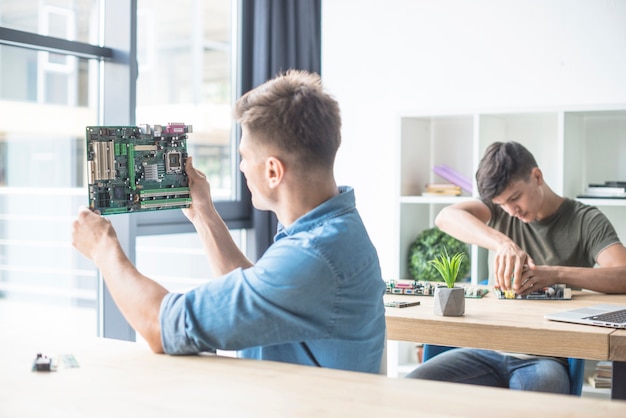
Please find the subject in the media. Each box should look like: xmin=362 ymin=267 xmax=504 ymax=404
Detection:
xmin=531 ymin=167 xmax=544 ymax=185
xmin=265 ymin=156 xmax=284 ymax=189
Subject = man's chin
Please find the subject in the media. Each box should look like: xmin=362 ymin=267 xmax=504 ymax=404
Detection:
xmin=250 ymin=197 xmax=266 ymax=211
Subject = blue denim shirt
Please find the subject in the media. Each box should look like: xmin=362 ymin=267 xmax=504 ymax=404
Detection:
xmin=160 ymin=186 xmax=386 ymax=373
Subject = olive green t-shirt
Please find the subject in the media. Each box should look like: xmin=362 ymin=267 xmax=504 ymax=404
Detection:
xmin=487 ymin=198 xmax=620 ymax=363
xmin=487 ymin=198 xmax=620 ymax=268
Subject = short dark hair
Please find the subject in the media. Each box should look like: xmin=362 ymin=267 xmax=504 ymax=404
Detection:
xmin=234 ymin=69 xmax=341 ymax=170
xmin=476 ymin=141 xmax=538 ymax=201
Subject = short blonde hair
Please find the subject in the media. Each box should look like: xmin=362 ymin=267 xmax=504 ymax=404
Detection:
xmin=234 ymin=70 xmax=341 ymax=170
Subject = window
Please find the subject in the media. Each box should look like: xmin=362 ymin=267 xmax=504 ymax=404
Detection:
xmin=0 ymin=0 xmax=104 ymax=337
xmin=0 ymin=0 xmax=252 ymax=341
xmin=136 ymin=0 xmax=235 ymax=201
xmin=126 ymin=0 xmax=248 ymax=343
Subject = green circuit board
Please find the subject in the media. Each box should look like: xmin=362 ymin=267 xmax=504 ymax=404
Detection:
xmin=86 ymin=123 xmax=192 ymax=215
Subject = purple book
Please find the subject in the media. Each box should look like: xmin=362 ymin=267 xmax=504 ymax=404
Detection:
xmin=432 ymin=164 xmax=473 ymax=194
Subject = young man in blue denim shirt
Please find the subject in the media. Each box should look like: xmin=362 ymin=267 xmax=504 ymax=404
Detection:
xmin=72 ymin=70 xmax=386 ymax=373
xmin=406 ymin=141 xmax=626 ymax=392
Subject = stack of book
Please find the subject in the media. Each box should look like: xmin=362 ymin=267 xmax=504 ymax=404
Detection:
xmin=588 ymin=361 xmax=612 ymax=389
xmin=422 ymin=183 xmax=462 ymax=197
xmin=432 ymin=164 xmax=473 ymax=194
xmin=577 ymin=181 xmax=626 ymax=198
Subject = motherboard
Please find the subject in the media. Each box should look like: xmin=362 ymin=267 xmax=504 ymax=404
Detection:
xmin=86 ymin=123 xmax=192 ymax=215
xmin=385 ymin=280 xmax=489 ymax=298
xmin=494 ymin=284 xmax=572 ymax=300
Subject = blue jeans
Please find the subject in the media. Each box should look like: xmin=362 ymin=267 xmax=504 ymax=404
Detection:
xmin=405 ymin=348 xmax=570 ymax=394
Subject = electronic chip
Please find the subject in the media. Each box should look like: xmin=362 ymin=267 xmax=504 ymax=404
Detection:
xmin=86 ymin=123 xmax=192 ymax=215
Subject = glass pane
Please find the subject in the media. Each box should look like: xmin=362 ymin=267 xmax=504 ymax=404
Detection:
xmin=136 ymin=230 xmax=245 ymax=293
xmin=0 ymin=43 xmax=98 ymax=336
xmin=133 ymin=1 xmax=238 ymax=347
xmin=136 ymin=0 xmax=235 ymax=201
xmin=0 ymin=46 xmax=38 ymax=101
xmin=0 ymin=0 xmax=98 ymax=44
xmin=0 ymin=44 xmax=89 ymax=106
xmin=134 ymin=229 xmax=244 ymax=353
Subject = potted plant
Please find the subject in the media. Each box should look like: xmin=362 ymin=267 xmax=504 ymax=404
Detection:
xmin=429 ymin=248 xmax=466 ymax=316
xmin=408 ymin=227 xmax=470 ymax=283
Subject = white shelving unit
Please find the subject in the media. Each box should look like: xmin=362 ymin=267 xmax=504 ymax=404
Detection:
xmin=397 ymin=106 xmax=626 ymax=284
xmin=390 ymin=106 xmax=626 ymax=382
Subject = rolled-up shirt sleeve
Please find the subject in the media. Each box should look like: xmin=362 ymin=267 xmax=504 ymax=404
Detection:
xmin=159 ymin=245 xmax=336 ymax=355
xmin=160 ymin=292 xmax=203 ymax=354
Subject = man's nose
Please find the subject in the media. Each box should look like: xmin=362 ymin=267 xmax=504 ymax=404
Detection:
xmin=504 ymin=203 xmax=518 ymax=215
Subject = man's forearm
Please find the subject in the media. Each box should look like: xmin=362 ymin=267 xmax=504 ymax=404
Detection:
xmin=435 ymin=205 xmax=510 ymax=251
xmin=554 ymin=265 xmax=626 ymax=294
xmin=192 ymin=212 xmax=254 ymax=277
xmin=96 ymin=243 xmax=168 ymax=353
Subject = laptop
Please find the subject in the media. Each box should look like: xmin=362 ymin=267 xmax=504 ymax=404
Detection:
xmin=544 ymin=304 xmax=626 ymax=329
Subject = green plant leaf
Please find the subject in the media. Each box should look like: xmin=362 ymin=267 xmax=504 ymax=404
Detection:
xmin=428 ymin=247 xmax=467 ymax=288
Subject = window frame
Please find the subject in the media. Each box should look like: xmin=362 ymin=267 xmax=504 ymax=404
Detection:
xmin=0 ymin=0 xmax=259 ymax=341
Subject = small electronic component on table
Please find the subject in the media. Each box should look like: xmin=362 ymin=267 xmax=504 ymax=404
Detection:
xmin=32 ymin=353 xmax=54 ymax=372
xmin=31 ymin=353 xmax=79 ymax=372
xmin=384 ymin=301 xmax=421 ymax=308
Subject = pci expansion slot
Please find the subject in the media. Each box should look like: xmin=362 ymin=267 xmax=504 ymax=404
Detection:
xmin=86 ymin=123 xmax=192 ymax=215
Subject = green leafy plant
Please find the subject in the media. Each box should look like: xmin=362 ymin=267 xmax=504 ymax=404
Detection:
xmin=408 ymin=227 xmax=470 ymax=282
xmin=429 ymin=247 xmax=467 ymax=288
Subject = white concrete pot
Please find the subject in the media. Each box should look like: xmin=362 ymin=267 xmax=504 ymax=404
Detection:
xmin=434 ymin=286 xmax=465 ymax=316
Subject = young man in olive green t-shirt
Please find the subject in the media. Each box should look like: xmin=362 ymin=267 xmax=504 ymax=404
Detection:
xmin=406 ymin=141 xmax=626 ymax=393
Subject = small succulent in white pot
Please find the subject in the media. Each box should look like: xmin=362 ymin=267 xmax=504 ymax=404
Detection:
xmin=429 ymin=248 xmax=466 ymax=316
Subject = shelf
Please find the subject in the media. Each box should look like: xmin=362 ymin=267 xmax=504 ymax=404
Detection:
xmin=398 ymin=107 xmax=626 ymax=285
xmin=576 ymin=198 xmax=626 ymax=207
xmin=401 ymin=196 xmax=626 ymax=207
xmin=581 ymin=384 xmax=611 ymax=399
xmin=400 ymin=196 xmax=474 ymax=204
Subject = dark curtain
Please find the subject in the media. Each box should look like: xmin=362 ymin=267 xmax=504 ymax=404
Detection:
xmin=240 ymin=0 xmax=322 ymax=259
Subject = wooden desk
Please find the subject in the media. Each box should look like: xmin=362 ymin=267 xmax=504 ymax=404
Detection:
xmin=1 ymin=334 xmax=626 ymax=417
xmin=611 ymin=329 xmax=626 ymax=399
xmin=385 ymin=290 xmax=626 ymax=400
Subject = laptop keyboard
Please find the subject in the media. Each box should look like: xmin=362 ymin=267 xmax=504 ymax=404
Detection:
xmin=584 ymin=309 xmax=626 ymax=323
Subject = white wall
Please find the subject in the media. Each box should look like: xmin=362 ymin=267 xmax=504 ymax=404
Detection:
xmin=321 ymin=0 xmax=626 ymax=279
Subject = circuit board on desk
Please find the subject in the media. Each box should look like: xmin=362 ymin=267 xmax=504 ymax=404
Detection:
xmin=385 ymin=280 xmax=489 ymax=298
xmin=86 ymin=123 xmax=192 ymax=215
xmin=494 ymin=284 xmax=572 ymax=300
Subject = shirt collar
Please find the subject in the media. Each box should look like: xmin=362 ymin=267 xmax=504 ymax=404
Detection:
xmin=274 ymin=186 xmax=355 ymax=241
